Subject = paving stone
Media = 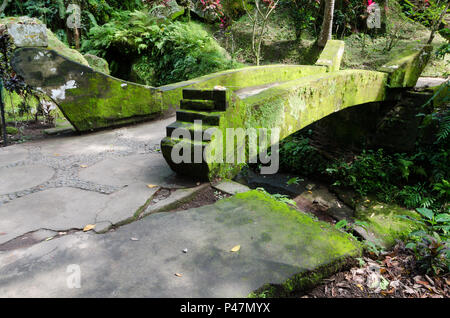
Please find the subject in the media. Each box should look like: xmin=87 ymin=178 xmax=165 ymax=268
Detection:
xmin=0 ymin=147 xmax=28 ymax=167
xmin=78 ymin=153 xmax=175 ymax=187
xmin=0 ymin=165 xmax=54 ymax=195
xmin=0 ymin=187 xmax=109 ymax=245
xmin=212 ymin=180 xmax=250 ymax=195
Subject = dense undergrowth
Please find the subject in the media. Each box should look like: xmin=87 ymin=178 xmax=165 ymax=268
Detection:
xmin=277 ymin=82 xmax=450 ymax=274
xmin=82 ymin=8 xmax=241 ymax=85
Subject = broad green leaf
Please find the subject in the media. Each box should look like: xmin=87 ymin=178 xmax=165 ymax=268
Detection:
xmin=416 ymin=207 xmax=434 ymax=220
xmin=435 ymin=214 xmax=450 ymax=223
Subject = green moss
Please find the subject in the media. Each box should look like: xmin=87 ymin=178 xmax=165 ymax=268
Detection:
xmin=46 ymin=30 xmax=88 ymax=66
xmin=221 ymin=190 xmax=361 ymax=297
xmin=162 ymin=68 xmax=392 ymax=180
xmin=250 ymin=256 xmax=355 ymax=297
xmin=355 ymin=201 xmax=422 ymax=248
xmin=0 ymin=16 xmax=88 ymax=66
xmin=159 ymin=64 xmax=327 ymax=111
xmin=378 ymin=45 xmax=432 ymax=87
xmin=429 ymin=82 xmax=449 ymax=108
xmin=315 ymin=40 xmax=345 ymax=72
xmin=232 ymin=190 xmax=361 ymax=256
xmin=84 ymin=54 xmax=110 ymax=75
xmin=62 ymin=72 xmax=161 ymax=131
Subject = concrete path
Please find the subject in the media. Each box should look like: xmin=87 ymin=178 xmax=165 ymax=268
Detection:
xmin=0 ymin=117 xmax=361 ymax=298
xmin=0 ymin=117 xmax=198 ymax=246
xmin=0 ymin=191 xmax=360 ymax=297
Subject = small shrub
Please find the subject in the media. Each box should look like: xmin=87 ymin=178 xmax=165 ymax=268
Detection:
xmin=402 ymin=207 xmax=450 ymax=275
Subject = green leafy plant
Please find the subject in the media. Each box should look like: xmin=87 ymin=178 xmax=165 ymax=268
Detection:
xmin=255 ymin=187 xmax=297 ymax=206
xmin=279 ymin=133 xmax=329 ymax=177
xmin=286 ymin=177 xmax=302 ymax=185
xmin=83 ymin=8 xmax=240 ymax=85
xmin=401 ymin=207 xmax=449 ymax=275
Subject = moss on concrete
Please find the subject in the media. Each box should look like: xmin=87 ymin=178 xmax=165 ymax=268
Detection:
xmin=12 ymin=48 xmax=161 ymax=131
xmin=429 ymin=81 xmax=449 ymax=108
xmin=378 ymin=45 xmax=433 ymax=88
xmin=315 ymin=40 xmax=345 ymax=72
xmin=84 ymin=54 xmax=110 ymax=75
xmin=205 ymin=70 xmax=389 ymax=179
xmin=46 ymin=30 xmax=88 ymax=66
xmin=0 ymin=16 xmax=88 ymax=66
xmin=221 ymin=190 xmax=361 ymax=296
xmin=159 ymin=64 xmax=327 ymax=111
xmin=355 ymin=201 xmax=422 ymax=248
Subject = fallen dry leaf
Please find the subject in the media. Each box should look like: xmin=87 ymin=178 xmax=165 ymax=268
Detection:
xmin=83 ymin=224 xmax=96 ymax=232
xmin=174 ymin=273 xmax=183 ymax=277
xmin=230 ymin=245 xmax=241 ymax=252
xmin=417 ymin=280 xmax=430 ymax=287
xmin=381 ymin=288 xmax=395 ymax=296
xmin=80 ymin=165 xmax=88 ymax=168
xmin=147 ymin=184 xmax=158 ymax=188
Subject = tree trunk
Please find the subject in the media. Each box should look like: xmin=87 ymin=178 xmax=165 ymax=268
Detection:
xmin=74 ymin=27 xmax=80 ymax=49
xmin=427 ymin=1 xmax=450 ymax=45
xmin=0 ymin=0 xmax=9 ymax=15
xmin=0 ymin=80 xmax=7 ymax=146
xmin=318 ymin=0 xmax=335 ymax=47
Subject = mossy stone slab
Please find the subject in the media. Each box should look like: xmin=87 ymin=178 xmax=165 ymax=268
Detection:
xmin=354 ymin=201 xmax=422 ymax=248
xmin=0 ymin=189 xmax=361 ymax=297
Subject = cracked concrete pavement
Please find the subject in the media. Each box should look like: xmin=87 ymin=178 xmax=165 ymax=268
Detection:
xmin=0 ymin=117 xmax=199 ymax=246
xmin=0 ymin=117 xmax=361 ymax=298
xmin=0 ymin=191 xmax=360 ymax=297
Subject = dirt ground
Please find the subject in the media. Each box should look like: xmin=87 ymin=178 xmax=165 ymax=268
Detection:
xmin=0 ymin=121 xmax=52 ymax=146
xmin=169 ymin=186 xmax=230 ymax=212
xmin=299 ymin=243 xmax=449 ymax=298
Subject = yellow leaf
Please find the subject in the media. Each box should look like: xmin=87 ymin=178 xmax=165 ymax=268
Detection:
xmin=80 ymin=164 xmax=88 ymax=168
xmin=83 ymin=224 xmax=96 ymax=232
xmin=174 ymin=273 xmax=183 ymax=277
xmin=147 ymin=184 xmax=158 ymax=188
xmin=356 ymin=284 xmax=364 ymax=291
xmin=230 ymin=245 xmax=241 ymax=252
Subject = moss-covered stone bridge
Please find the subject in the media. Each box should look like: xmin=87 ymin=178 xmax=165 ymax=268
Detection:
xmin=9 ymin=22 xmax=432 ymax=180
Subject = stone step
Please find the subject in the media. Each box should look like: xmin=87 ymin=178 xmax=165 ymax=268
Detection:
xmin=176 ymin=109 xmax=221 ymax=126
xmin=166 ymin=121 xmax=217 ymax=141
xmin=180 ymin=100 xmax=216 ymax=111
xmin=182 ymin=88 xmax=228 ymax=111
xmin=160 ymin=136 xmax=211 ymax=178
xmin=161 ymin=136 xmax=210 ymax=151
